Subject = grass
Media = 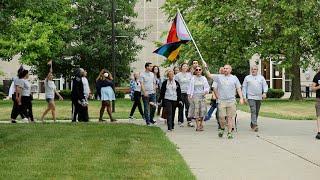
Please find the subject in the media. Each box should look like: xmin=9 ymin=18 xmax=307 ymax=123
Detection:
xmin=0 ymin=99 xmax=140 ymax=121
xmin=0 ymin=123 xmax=195 ymax=179
xmin=238 ymin=98 xmax=317 ymax=120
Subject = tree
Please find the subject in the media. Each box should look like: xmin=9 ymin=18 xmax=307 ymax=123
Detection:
xmin=161 ymin=1 xmax=255 ymax=78
xmin=71 ymin=0 xmax=147 ymax=86
xmin=162 ymin=0 xmax=320 ymax=100
xmin=254 ymin=1 xmax=320 ymax=100
xmin=0 ymin=0 xmax=75 ymax=79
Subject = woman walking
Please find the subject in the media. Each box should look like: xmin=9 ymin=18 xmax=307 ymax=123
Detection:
xmin=187 ymin=65 xmax=210 ymax=131
xmin=129 ymin=72 xmax=144 ymax=120
xmin=152 ymin=65 xmax=162 ymax=116
xmin=158 ymin=70 xmax=182 ymax=132
xmin=175 ymin=63 xmax=193 ymax=127
xmin=20 ymin=70 xmax=34 ymax=122
xmin=96 ymin=69 xmax=117 ymax=122
xmin=41 ymin=72 xmax=64 ymax=123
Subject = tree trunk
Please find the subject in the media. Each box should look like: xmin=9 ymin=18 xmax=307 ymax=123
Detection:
xmin=289 ymin=55 xmax=303 ymax=100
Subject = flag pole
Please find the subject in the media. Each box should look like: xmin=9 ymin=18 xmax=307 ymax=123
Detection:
xmin=177 ymin=9 xmax=206 ymax=64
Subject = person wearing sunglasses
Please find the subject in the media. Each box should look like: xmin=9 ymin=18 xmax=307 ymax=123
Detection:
xmin=242 ymin=65 xmax=268 ymax=132
xmin=215 ymin=65 xmax=244 ymax=139
xmin=187 ymin=65 xmax=210 ymax=131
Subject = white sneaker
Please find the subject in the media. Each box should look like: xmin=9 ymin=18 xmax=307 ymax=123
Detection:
xmin=128 ymin=116 xmax=135 ymax=122
xmin=21 ymin=118 xmax=29 ymax=123
xmin=187 ymin=122 xmax=194 ymax=127
xmin=178 ymin=122 xmax=184 ymax=127
xmin=149 ymin=102 xmax=157 ymax=107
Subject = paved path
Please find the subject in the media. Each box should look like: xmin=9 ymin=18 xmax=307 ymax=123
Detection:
xmin=2 ymin=112 xmax=319 ymax=179
xmin=158 ymin=110 xmax=320 ymax=180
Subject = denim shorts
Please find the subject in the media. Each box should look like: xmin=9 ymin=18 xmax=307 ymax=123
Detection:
xmin=46 ymin=98 xmax=54 ymax=103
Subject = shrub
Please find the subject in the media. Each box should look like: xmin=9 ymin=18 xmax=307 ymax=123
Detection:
xmin=267 ymin=88 xmax=285 ymax=98
xmin=0 ymin=92 xmax=6 ymax=99
xmin=115 ymin=91 xmax=125 ymax=99
xmin=58 ymin=90 xmax=72 ymax=99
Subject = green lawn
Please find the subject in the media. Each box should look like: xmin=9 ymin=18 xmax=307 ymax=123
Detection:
xmin=0 ymin=99 xmax=140 ymax=121
xmin=0 ymin=123 xmax=195 ymax=179
xmin=238 ymin=99 xmax=317 ymax=120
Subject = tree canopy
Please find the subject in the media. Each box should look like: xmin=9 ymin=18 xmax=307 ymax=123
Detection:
xmin=162 ymin=0 xmax=320 ymax=100
xmin=0 ymin=0 xmax=75 ymax=78
xmin=0 ymin=0 xmax=146 ymax=86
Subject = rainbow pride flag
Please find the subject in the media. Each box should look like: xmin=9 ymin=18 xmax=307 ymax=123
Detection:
xmin=153 ymin=40 xmax=189 ymax=61
xmin=154 ymin=12 xmax=191 ymax=61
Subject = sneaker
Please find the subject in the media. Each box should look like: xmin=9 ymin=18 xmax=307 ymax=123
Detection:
xmin=128 ymin=116 xmax=135 ymax=121
xmin=187 ymin=121 xmax=194 ymax=127
xmin=218 ymin=129 xmax=224 ymax=138
xmin=252 ymin=124 xmax=258 ymax=132
xmin=11 ymin=119 xmax=17 ymax=123
xmin=149 ymin=102 xmax=157 ymax=107
xmin=316 ymin=132 xmax=320 ymax=140
xmin=227 ymin=132 xmax=233 ymax=139
xmin=21 ymin=118 xmax=29 ymax=123
xmin=99 ymin=118 xmax=106 ymax=122
xmin=178 ymin=122 xmax=184 ymax=127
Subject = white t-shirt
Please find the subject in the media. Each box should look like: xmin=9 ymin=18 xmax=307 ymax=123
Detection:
xmin=45 ymin=80 xmax=56 ymax=99
xmin=82 ymin=77 xmax=90 ymax=98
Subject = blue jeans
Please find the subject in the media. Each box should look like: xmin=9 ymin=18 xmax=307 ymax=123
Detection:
xmin=204 ymin=102 xmax=217 ymax=121
xmin=142 ymin=93 xmax=156 ymax=125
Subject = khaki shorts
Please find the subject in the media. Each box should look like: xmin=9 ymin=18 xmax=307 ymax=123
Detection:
xmin=218 ymin=101 xmax=236 ymax=119
xmin=315 ymin=98 xmax=320 ymax=117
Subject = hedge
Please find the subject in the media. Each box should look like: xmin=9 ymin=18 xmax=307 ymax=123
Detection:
xmin=267 ymin=88 xmax=285 ymax=98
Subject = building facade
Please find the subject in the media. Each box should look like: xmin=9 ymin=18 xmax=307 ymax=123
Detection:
xmin=131 ymin=0 xmax=168 ymax=72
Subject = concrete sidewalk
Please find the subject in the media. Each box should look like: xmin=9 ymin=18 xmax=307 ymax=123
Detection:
xmin=158 ymin=110 xmax=320 ymax=180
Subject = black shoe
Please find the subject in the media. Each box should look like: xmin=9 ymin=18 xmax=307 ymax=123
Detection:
xmin=250 ymin=122 xmax=253 ymax=129
xmin=11 ymin=120 xmax=17 ymax=123
xmin=99 ymin=118 xmax=106 ymax=122
xmin=316 ymin=132 xmax=320 ymax=140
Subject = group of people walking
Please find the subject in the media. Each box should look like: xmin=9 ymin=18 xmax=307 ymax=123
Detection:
xmin=9 ymin=67 xmax=117 ymax=123
xmin=8 ymin=61 xmax=320 ymax=140
xmin=129 ymin=61 xmax=269 ymax=139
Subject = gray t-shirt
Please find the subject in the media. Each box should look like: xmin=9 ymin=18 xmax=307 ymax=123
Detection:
xmin=215 ymin=74 xmax=241 ymax=103
xmin=45 ymin=80 xmax=56 ymax=99
xmin=14 ymin=77 xmax=24 ymax=89
xmin=242 ymin=75 xmax=268 ymax=100
xmin=175 ymin=72 xmax=192 ymax=93
xmin=140 ymin=71 xmax=155 ymax=95
xmin=21 ymin=79 xmax=31 ymax=97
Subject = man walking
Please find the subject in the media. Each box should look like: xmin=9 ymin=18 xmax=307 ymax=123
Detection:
xmin=242 ymin=65 xmax=268 ymax=132
xmin=312 ymin=68 xmax=320 ymax=139
xmin=215 ymin=65 xmax=244 ymax=139
xmin=141 ymin=62 xmax=157 ymax=125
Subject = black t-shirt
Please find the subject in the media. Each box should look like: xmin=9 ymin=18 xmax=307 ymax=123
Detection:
xmin=313 ymin=72 xmax=320 ymax=98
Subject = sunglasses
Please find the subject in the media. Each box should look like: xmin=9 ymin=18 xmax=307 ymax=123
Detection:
xmin=195 ymin=69 xmax=202 ymax=71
